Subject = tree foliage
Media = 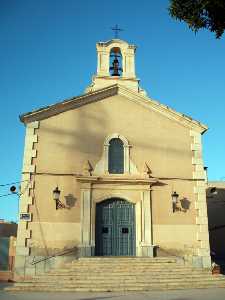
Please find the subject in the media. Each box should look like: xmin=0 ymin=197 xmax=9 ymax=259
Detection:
xmin=169 ymin=0 xmax=225 ymax=38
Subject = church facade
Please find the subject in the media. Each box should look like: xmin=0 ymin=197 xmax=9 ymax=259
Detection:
xmin=15 ymin=39 xmax=211 ymax=277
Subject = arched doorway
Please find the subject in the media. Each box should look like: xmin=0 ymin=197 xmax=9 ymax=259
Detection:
xmin=95 ymin=198 xmax=135 ymax=256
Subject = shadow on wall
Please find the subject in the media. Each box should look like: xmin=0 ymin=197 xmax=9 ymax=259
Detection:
xmin=173 ymin=197 xmax=191 ymax=213
xmin=180 ymin=197 xmax=191 ymax=211
xmin=34 ymin=196 xmax=50 ymax=257
xmin=40 ymin=104 xmax=109 ymax=165
xmin=40 ymin=100 xmax=192 ymax=176
xmin=28 ymin=106 xmax=109 ymax=272
xmin=64 ymin=194 xmax=77 ymax=208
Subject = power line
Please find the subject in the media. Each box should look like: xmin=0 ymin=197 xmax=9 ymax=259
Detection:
xmin=0 ymin=180 xmax=31 ymax=198
xmin=0 ymin=193 xmax=18 ymax=198
xmin=0 ymin=180 xmax=29 ymax=187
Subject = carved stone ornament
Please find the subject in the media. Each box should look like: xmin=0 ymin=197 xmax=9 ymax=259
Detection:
xmin=143 ymin=162 xmax=152 ymax=178
xmin=83 ymin=160 xmax=93 ymax=176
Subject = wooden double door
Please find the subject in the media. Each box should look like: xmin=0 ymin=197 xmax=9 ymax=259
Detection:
xmin=95 ymin=198 xmax=135 ymax=256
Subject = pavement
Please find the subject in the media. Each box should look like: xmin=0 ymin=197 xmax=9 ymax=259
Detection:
xmin=1 ymin=284 xmax=225 ymax=300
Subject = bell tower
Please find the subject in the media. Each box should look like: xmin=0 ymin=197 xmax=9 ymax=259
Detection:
xmin=86 ymin=39 xmax=146 ymax=95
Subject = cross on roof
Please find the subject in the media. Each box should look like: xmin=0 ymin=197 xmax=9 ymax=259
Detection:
xmin=111 ymin=24 xmax=123 ymax=39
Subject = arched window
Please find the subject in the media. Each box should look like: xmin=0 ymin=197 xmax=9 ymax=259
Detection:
xmin=108 ymin=138 xmax=124 ymax=174
xmin=93 ymin=133 xmax=139 ymax=175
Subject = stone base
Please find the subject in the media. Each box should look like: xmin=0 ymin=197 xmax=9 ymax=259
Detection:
xmin=186 ymin=255 xmax=211 ymax=268
xmin=79 ymin=245 xmax=158 ymax=257
xmin=79 ymin=246 xmax=95 ymax=257
xmin=140 ymin=245 xmax=157 ymax=257
xmin=14 ymin=254 xmax=78 ymax=279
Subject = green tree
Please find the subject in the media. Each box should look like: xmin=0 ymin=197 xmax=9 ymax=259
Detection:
xmin=169 ymin=0 xmax=225 ymax=38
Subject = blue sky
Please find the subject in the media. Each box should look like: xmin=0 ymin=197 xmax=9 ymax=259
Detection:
xmin=0 ymin=0 xmax=225 ymax=221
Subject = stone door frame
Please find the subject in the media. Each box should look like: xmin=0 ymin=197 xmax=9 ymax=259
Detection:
xmin=77 ymin=176 xmax=157 ymax=257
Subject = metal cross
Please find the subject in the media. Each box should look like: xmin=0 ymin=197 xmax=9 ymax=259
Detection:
xmin=111 ymin=24 xmax=123 ymax=39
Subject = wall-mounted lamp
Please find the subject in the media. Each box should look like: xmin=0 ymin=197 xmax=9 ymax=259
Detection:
xmin=171 ymin=191 xmax=179 ymax=213
xmin=53 ymin=187 xmax=67 ymax=210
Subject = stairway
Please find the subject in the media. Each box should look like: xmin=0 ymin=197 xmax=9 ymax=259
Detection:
xmin=6 ymin=257 xmax=225 ymax=292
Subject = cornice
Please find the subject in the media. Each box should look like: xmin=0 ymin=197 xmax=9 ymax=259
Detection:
xmin=20 ymin=83 xmax=207 ymax=134
xmin=97 ymin=39 xmax=136 ymax=49
xmin=20 ymin=85 xmax=119 ymax=124
xmin=116 ymin=85 xmax=208 ymax=134
xmin=94 ymin=75 xmax=139 ymax=82
xmin=76 ymin=175 xmax=159 ymax=185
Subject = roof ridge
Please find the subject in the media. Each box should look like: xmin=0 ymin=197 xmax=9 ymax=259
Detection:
xmin=20 ymin=84 xmax=207 ymax=134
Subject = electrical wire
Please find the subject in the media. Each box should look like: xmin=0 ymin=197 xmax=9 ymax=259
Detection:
xmin=0 ymin=193 xmax=18 ymax=198
xmin=0 ymin=180 xmax=29 ymax=187
xmin=0 ymin=180 xmax=31 ymax=198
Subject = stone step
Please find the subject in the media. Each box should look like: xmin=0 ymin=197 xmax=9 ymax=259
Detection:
xmin=73 ymin=262 xmax=185 ymax=265
xmin=67 ymin=265 xmax=181 ymax=271
xmin=26 ymin=276 xmax=225 ymax=285
xmin=6 ymin=256 xmax=225 ymax=292
xmin=31 ymin=273 xmax=219 ymax=281
xmin=72 ymin=259 xmax=178 ymax=264
xmin=20 ymin=273 xmax=225 ymax=282
xmin=49 ymin=268 xmax=211 ymax=274
xmin=38 ymin=270 xmax=214 ymax=276
xmin=22 ymin=282 xmax=223 ymax=289
xmin=62 ymin=268 xmax=201 ymax=273
xmin=68 ymin=264 xmax=180 ymax=269
xmin=7 ymin=286 xmax=225 ymax=292
xmin=77 ymin=257 xmax=177 ymax=261
xmin=70 ymin=261 xmax=178 ymax=266
xmin=7 ymin=281 xmax=225 ymax=292
xmin=78 ymin=256 xmax=176 ymax=259
xmin=48 ymin=271 xmax=212 ymax=276
xmin=37 ymin=269 xmax=212 ymax=276
xmin=13 ymin=274 xmax=225 ymax=285
xmin=70 ymin=263 xmax=180 ymax=267
xmin=51 ymin=269 xmax=206 ymax=274
xmin=54 ymin=264 xmax=205 ymax=269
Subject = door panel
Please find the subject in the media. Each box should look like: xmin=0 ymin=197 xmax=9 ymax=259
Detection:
xmin=95 ymin=198 xmax=135 ymax=256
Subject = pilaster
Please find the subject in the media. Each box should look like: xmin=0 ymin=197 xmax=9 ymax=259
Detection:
xmin=14 ymin=121 xmax=39 ymax=278
xmin=140 ymin=189 xmax=154 ymax=256
xmin=190 ymin=130 xmax=211 ymax=268
xmin=80 ymin=184 xmax=94 ymax=256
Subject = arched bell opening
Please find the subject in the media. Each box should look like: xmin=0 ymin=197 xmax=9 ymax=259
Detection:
xmin=95 ymin=198 xmax=136 ymax=256
xmin=109 ymin=47 xmax=123 ymax=76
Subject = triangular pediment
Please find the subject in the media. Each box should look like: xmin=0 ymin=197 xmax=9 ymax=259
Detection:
xmin=20 ymin=84 xmax=207 ymax=134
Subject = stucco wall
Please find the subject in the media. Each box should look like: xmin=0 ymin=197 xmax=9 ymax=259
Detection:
xmin=26 ymin=94 xmax=199 ymax=257
xmin=35 ymin=95 xmax=193 ymax=178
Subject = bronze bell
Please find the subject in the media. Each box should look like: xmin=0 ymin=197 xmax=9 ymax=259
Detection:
xmin=110 ymin=54 xmax=123 ymax=76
